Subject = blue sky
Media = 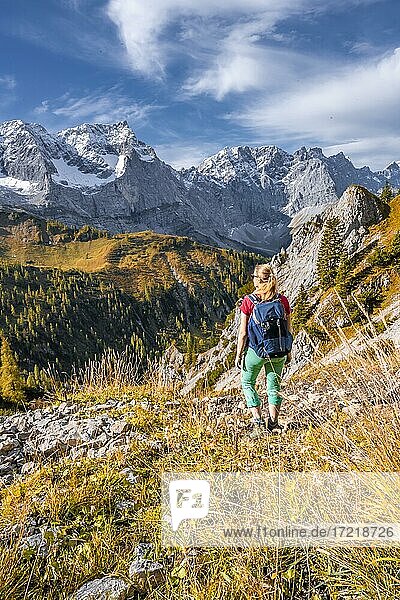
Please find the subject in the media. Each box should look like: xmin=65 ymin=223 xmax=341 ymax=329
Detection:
xmin=0 ymin=0 xmax=399 ymax=170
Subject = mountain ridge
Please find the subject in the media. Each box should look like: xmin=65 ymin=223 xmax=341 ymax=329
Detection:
xmin=1 ymin=119 xmax=399 ymax=255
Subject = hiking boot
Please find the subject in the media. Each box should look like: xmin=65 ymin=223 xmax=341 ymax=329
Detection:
xmin=249 ymin=417 xmax=271 ymax=439
xmin=267 ymin=417 xmax=283 ymax=433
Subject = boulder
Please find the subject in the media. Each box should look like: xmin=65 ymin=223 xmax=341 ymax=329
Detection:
xmin=72 ymin=576 xmax=131 ymax=600
xmin=128 ymin=543 xmax=164 ymax=592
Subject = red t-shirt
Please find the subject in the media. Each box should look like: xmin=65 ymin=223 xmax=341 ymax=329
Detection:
xmin=240 ymin=293 xmax=291 ymax=316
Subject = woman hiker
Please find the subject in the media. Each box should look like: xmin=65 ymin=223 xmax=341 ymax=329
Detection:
xmin=235 ymin=264 xmax=293 ymax=438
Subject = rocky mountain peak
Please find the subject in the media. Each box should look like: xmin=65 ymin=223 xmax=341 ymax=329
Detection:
xmin=58 ymin=121 xmax=156 ymax=163
xmin=272 ymin=183 xmax=390 ymax=302
xmin=293 ymin=146 xmax=324 ymax=161
xmin=0 ymin=119 xmax=64 ymax=184
xmin=0 ymin=118 xmax=399 ymax=256
xmin=197 ymin=144 xmax=292 ymax=187
xmin=382 ymin=162 xmax=400 ymax=178
xmin=325 ymin=184 xmax=389 ymax=252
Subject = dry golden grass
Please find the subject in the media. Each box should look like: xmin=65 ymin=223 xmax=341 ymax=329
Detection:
xmin=0 ymin=229 xmax=246 ymax=300
xmin=0 ymin=237 xmax=118 ymax=272
xmin=0 ymin=316 xmax=399 ymax=599
xmin=371 ymin=194 xmax=400 ymax=244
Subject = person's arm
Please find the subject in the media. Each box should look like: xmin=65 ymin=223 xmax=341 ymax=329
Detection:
xmin=235 ymin=312 xmax=249 ymax=369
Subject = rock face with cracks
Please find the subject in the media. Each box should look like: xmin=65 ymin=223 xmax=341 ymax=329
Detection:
xmin=0 ymin=398 xmax=163 ymax=487
xmin=1 ymin=119 xmax=398 ymax=255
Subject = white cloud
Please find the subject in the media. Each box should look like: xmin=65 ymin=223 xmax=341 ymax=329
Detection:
xmin=324 ymin=137 xmax=400 ymax=170
xmin=34 ymin=87 xmax=158 ymax=125
xmin=235 ymin=48 xmax=400 ymax=169
xmin=106 ymin=0 xmax=383 ymax=97
xmin=182 ymin=44 xmax=320 ymax=100
xmin=155 ymin=141 xmax=223 ymax=169
xmin=0 ymin=75 xmax=16 ymax=90
xmin=347 ymin=41 xmax=379 ymax=55
xmin=183 ymin=50 xmax=265 ymax=101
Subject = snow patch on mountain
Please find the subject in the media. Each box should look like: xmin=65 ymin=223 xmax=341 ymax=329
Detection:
xmin=51 ymin=159 xmax=118 ymax=188
xmin=115 ymin=155 xmax=127 ymax=176
xmin=0 ymin=176 xmax=40 ymax=196
xmin=0 ymin=118 xmax=399 ymax=255
xmin=102 ymin=153 xmax=119 ymax=169
xmin=58 ymin=121 xmax=156 ymax=175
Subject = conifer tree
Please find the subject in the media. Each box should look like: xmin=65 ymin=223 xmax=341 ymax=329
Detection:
xmin=380 ymin=182 xmax=393 ymax=202
xmin=292 ymin=284 xmax=313 ymax=334
xmin=26 ymin=372 xmax=36 ymax=388
xmin=335 ymin=254 xmax=352 ymax=297
xmin=0 ymin=336 xmax=25 ymax=404
xmin=317 ymin=218 xmax=344 ymax=290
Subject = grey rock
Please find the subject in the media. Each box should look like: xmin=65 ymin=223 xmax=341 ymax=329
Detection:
xmin=0 ymin=436 xmax=20 ymax=454
xmin=110 ymin=421 xmax=131 ymax=435
xmin=20 ymin=532 xmax=48 ymax=557
xmin=36 ymin=437 xmax=67 ymax=456
xmin=21 ymin=461 xmax=37 ymax=475
xmin=0 ymin=401 xmax=160 ymax=485
xmin=93 ymin=432 xmax=110 ymax=447
xmin=285 ymin=331 xmax=316 ymax=376
xmin=0 ymin=462 xmax=15 ymax=475
xmin=0 ymin=474 xmax=14 ymax=486
xmin=2 ymin=447 xmax=23 ymax=463
xmin=120 ymin=468 xmax=139 ymax=485
xmin=64 ymin=429 xmax=84 ymax=447
xmin=72 ymin=576 xmax=131 ymax=600
xmin=115 ymin=500 xmax=136 ymax=512
xmin=0 ymin=425 xmax=18 ymax=435
xmin=128 ymin=543 xmax=164 ymax=592
xmin=128 ymin=559 xmax=164 ymax=591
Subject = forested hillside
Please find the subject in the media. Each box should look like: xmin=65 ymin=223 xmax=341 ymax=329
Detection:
xmin=0 ymin=210 xmax=259 ymax=390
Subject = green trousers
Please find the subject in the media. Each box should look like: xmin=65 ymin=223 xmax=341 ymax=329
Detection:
xmin=241 ymin=347 xmax=286 ymax=408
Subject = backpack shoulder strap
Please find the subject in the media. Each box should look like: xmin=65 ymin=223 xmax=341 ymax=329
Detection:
xmin=247 ymin=293 xmax=260 ymax=304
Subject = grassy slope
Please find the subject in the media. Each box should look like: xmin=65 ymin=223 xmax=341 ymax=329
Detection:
xmin=368 ymin=193 xmax=400 ymax=308
xmin=0 ymin=330 xmax=399 ymax=599
xmin=7 ymin=236 xmax=118 ymax=272
xmin=370 ymin=193 xmax=400 ymax=244
xmin=0 ymin=226 xmax=254 ymax=299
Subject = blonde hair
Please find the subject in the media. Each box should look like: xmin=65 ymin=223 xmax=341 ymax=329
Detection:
xmin=253 ymin=264 xmax=278 ymax=301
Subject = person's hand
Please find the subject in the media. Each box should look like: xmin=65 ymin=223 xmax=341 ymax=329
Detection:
xmin=235 ymin=353 xmax=243 ymax=369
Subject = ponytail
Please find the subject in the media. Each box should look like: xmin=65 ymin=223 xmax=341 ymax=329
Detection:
xmin=253 ymin=264 xmax=278 ymax=301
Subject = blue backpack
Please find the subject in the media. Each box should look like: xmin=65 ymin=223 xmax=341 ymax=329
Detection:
xmin=246 ymin=293 xmax=293 ymax=359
